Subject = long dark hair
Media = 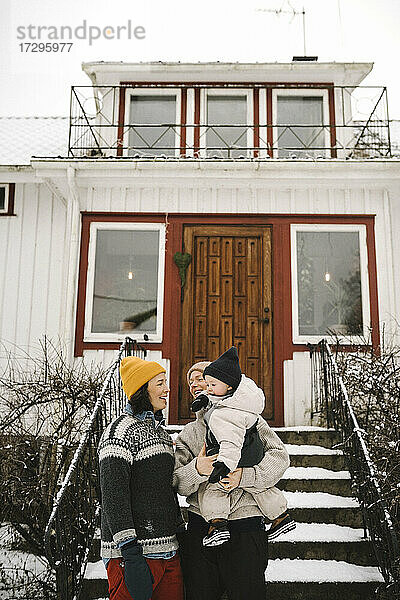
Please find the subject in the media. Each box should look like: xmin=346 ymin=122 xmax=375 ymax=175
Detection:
xmin=129 ymin=382 xmax=153 ymax=415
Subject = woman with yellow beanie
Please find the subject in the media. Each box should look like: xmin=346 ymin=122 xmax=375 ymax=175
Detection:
xmin=98 ymin=356 xmax=184 ymax=600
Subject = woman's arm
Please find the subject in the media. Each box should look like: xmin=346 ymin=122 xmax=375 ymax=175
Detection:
xmin=239 ymin=418 xmax=290 ymax=490
xmin=99 ymin=443 xmax=137 ymax=544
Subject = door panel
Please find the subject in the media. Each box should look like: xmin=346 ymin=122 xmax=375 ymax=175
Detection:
xmin=179 ymin=226 xmax=272 ymax=422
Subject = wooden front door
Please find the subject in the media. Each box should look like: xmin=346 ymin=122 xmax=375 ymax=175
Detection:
xmin=179 ymin=225 xmax=273 ymax=421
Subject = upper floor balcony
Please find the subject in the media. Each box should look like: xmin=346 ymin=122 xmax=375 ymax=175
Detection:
xmin=68 ymin=62 xmax=392 ymax=160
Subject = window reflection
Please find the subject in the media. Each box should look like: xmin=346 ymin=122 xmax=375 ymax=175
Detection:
xmin=206 ymin=95 xmax=248 ymax=158
xmin=92 ymin=230 xmax=160 ymax=334
xmin=277 ymin=96 xmax=325 ymax=158
xmin=128 ymin=95 xmax=177 ymax=157
xmin=296 ymin=231 xmax=363 ymax=336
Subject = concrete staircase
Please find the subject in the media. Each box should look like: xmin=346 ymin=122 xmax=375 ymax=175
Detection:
xmin=83 ymin=427 xmax=384 ymax=600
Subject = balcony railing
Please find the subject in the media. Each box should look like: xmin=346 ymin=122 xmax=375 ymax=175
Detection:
xmin=67 ymin=85 xmax=392 ymax=160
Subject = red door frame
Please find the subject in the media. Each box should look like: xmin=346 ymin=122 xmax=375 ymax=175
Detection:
xmin=75 ymin=213 xmax=379 ymax=427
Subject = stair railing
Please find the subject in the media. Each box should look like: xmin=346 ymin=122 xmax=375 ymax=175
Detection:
xmin=44 ymin=337 xmax=146 ymax=600
xmin=310 ymin=339 xmax=400 ymax=598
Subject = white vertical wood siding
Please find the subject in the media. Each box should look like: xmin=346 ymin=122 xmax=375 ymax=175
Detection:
xmin=76 ymin=178 xmax=399 ymax=425
xmin=0 ymin=183 xmax=67 ymax=367
xmin=2 ymin=175 xmax=399 ymax=425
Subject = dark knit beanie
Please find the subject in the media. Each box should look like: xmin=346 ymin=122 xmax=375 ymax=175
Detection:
xmin=203 ymin=346 xmax=241 ymax=391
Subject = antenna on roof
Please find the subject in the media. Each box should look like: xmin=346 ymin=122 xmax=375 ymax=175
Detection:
xmin=256 ymin=0 xmax=307 ymax=56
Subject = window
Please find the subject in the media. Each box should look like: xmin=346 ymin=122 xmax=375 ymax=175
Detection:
xmin=291 ymin=224 xmax=370 ymax=342
xmin=273 ymin=90 xmax=329 ymax=158
xmin=0 ymin=185 xmax=9 ymax=213
xmin=84 ymin=223 xmax=165 ymax=342
xmin=201 ymin=90 xmax=252 ymax=158
xmin=126 ymin=90 xmax=180 ymax=157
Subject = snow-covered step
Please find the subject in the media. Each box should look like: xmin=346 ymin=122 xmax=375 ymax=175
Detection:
xmin=285 ymin=491 xmax=363 ymax=527
xmin=266 ymin=559 xmax=383 ymax=600
xmin=268 ymin=522 xmax=376 ymax=566
xmin=286 ymin=443 xmax=346 ymax=471
xmin=266 ymin=558 xmax=383 ymax=583
xmin=82 ymin=560 xmax=107 ymax=599
xmin=169 ymin=426 xmax=341 ymax=448
xmin=272 ymin=427 xmax=341 ymax=448
xmin=278 ymin=466 xmax=352 ymax=496
xmin=82 ymin=558 xmax=383 ymax=600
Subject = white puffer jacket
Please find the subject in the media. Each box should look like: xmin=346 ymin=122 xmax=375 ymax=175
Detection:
xmin=205 ymin=375 xmax=265 ymax=471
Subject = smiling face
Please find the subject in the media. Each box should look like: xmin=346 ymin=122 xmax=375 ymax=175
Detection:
xmin=147 ymin=373 xmax=169 ymax=412
xmin=188 ymin=370 xmax=208 ymax=398
xmin=204 ymin=375 xmax=232 ymax=397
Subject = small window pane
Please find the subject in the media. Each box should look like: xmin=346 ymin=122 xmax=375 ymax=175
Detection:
xmin=207 ymin=96 xmax=247 ymax=158
xmin=128 ymin=95 xmax=176 ymax=157
xmin=277 ymin=96 xmax=324 ymax=158
xmin=92 ymin=230 xmax=160 ymax=334
xmin=296 ymin=231 xmax=363 ymax=336
xmin=0 ymin=187 xmax=5 ymax=211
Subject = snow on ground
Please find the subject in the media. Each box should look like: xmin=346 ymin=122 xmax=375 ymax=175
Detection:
xmin=0 ymin=548 xmax=47 ymax=575
xmin=285 ymin=444 xmax=343 ymax=455
xmin=86 ymin=558 xmax=383 ymax=583
xmin=283 ymin=467 xmax=350 ymax=479
xmin=266 ymin=559 xmax=383 ymax=582
xmin=268 ymin=522 xmax=367 ymax=542
xmin=85 ymin=560 xmax=107 ymax=579
xmin=286 ymin=491 xmax=359 ymax=508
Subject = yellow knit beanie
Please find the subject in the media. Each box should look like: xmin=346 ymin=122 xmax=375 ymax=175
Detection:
xmin=120 ymin=356 xmax=166 ymax=399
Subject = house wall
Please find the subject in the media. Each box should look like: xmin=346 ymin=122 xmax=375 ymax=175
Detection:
xmin=0 ymin=182 xmax=67 ymax=367
xmin=72 ymin=170 xmax=399 ymax=425
xmin=2 ymin=166 xmax=399 ymax=425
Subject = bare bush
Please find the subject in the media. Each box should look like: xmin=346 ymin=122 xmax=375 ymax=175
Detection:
xmin=335 ymin=335 xmax=400 ymax=538
xmin=0 ymin=338 xmax=106 ymax=598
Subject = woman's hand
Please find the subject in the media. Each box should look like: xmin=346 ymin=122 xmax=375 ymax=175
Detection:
xmin=196 ymin=444 xmax=218 ymax=476
xmin=219 ymin=468 xmax=243 ymax=491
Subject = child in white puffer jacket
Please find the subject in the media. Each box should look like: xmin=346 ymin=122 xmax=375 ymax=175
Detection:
xmin=191 ymin=346 xmax=295 ymax=547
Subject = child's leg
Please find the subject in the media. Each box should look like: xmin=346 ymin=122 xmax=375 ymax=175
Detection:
xmin=244 ymin=486 xmax=296 ymax=539
xmin=198 ymin=482 xmax=231 ymax=522
xmin=247 ymin=486 xmax=288 ymax=520
xmin=198 ymin=483 xmax=231 ymax=547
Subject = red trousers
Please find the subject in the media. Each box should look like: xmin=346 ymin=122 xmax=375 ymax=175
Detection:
xmin=107 ymin=554 xmax=184 ymax=600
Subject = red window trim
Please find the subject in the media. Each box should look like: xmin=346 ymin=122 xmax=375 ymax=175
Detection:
xmin=75 ymin=212 xmax=379 ymax=427
xmin=0 ymin=183 xmax=15 ymax=216
xmin=116 ymin=81 xmax=336 ymax=159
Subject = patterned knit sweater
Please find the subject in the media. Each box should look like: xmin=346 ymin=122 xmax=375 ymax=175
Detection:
xmin=99 ymin=412 xmax=182 ymax=559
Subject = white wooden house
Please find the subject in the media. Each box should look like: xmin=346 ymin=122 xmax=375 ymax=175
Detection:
xmin=1 ymin=60 xmax=399 ymax=426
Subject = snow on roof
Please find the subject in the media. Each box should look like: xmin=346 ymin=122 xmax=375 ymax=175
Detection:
xmin=0 ymin=116 xmax=69 ymax=166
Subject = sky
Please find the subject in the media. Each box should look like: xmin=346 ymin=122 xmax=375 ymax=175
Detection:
xmin=0 ymin=0 xmax=399 ymax=119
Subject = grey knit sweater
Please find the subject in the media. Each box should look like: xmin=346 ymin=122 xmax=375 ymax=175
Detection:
xmin=99 ymin=412 xmax=182 ymax=559
xmin=173 ymin=415 xmax=290 ymax=520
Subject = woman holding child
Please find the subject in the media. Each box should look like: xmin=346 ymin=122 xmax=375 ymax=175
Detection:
xmin=174 ymin=347 xmax=292 ymax=600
